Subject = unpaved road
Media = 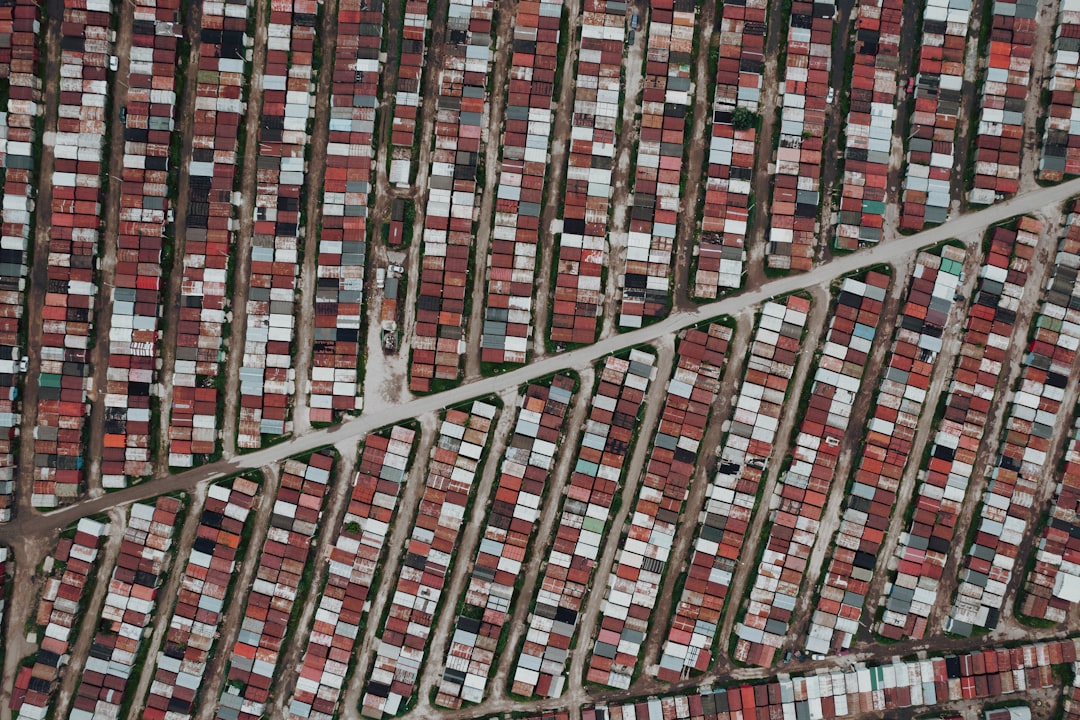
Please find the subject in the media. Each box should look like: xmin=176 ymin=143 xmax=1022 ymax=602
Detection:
xmin=6 ymin=176 xmax=1080 ymax=544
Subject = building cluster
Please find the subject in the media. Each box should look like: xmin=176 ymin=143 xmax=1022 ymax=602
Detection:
xmin=237 ymin=0 xmax=318 ymax=448
xmin=948 ymin=215 xmax=1080 ymax=636
xmin=878 ymin=217 xmax=1038 ymax=641
xmin=361 ymin=401 xmax=497 ymax=717
xmin=437 ymin=376 xmax=575 ymax=708
xmin=513 ymin=350 xmax=656 ymax=698
xmin=617 ymin=0 xmax=694 ymax=328
xmin=968 ymin=0 xmax=1036 ymax=205
xmin=585 ymin=640 xmax=1078 ymax=720
xmin=215 ymin=453 xmax=333 ymax=720
xmin=660 ymin=296 xmax=809 ymax=680
xmin=31 ymin=0 xmax=112 ymax=508
xmin=143 ymin=478 xmax=260 ymax=719
xmin=0 ymin=0 xmax=42 ymax=520
xmin=389 ymin=0 xmax=427 ymax=186
xmin=588 ymin=325 xmax=727 ymax=689
xmin=288 ymin=427 xmax=416 ymax=720
xmin=480 ymin=0 xmax=562 ymax=365
xmin=170 ymin=0 xmax=252 ymax=467
xmin=101 ymin=0 xmax=181 ymax=488
xmin=736 ymin=271 xmax=890 ymax=667
xmin=900 ymin=0 xmax=970 ymax=230
xmin=550 ymin=0 xmax=626 ymax=346
xmin=766 ymin=0 xmax=834 ymax=272
xmin=70 ymin=498 xmax=181 ymax=719
xmin=1040 ymin=0 xmax=1080 ymax=181
xmin=310 ymin=0 xmax=382 ymax=423
xmin=11 ymin=517 xmax=108 ymax=719
xmin=807 ymin=247 xmax=963 ymax=655
xmin=1021 ymin=414 xmax=1080 ymax=621
xmin=833 ymin=0 xmax=901 ymax=250
xmin=410 ymin=0 xmax=494 ymax=390
xmin=693 ymin=0 xmax=765 ymax=298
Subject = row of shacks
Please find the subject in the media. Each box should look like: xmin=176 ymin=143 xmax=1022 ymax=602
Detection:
xmin=100 ymin=0 xmax=182 ymax=489
xmin=0 ymin=0 xmax=42 ymax=520
xmin=833 ymin=0 xmax=902 ymax=250
xmin=236 ymin=0 xmax=317 ymax=448
xmin=286 ymin=427 xmax=416 ymax=720
xmin=586 ymin=325 xmax=727 ymax=689
xmin=1022 ymin=213 xmax=1080 ymax=619
xmin=968 ymin=0 xmax=1036 ymax=205
xmin=31 ymin=0 xmax=112 ymax=509
xmin=1022 ymin=412 xmax=1080 ymax=621
xmin=69 ymin=498 xmax=181 ymax=719
xmin=765 ymin=0 xmax=834 ymax=272
xmin=735 ymin=271 xmax=890 ymax=668
xmin=408 ymin=0 xmax=495 ymax=391
xmin=877 ymin=218 xmax=1038 ymax=641
xmin=436 ymin=376 xmax=575 ymax=708
xmin=214 ymin=453 xmax=333 ymax=720
xmin=585 ymin=640 xmax=1079 ymax=720
xmin=660 ymin=296 xmax=810 ymax=680
xmin=143 ymin=478 xmax=260 ymax=719
xmin=947 ymin=210 xmax=1080 ymax=635
xmin=310 ymin=0 xmax=380 ymax=423
xmin=10 ymin=517 xmax=108 ymax=719
xmin=1041 ymin=0 xmax=1080 ymax=180
xmin=807 ymin=247 xmax=963 ymax=655
xmin=479 ymin=0 xmax=562 ymax=365
xmin=170 ymin=0 xmax=252 ymax=467
xmin=360 ymin=401 xmax=497 ymax=717
xmin=512 ymin=351 xmax=655 ymax=699
xmin=549 ymin=0 xmax=626 ymax=346
xmin=692 ymin=0 xmax=765 ymax=299
xmin=900 ymin=0 xmax=969 ymax=230
xmin=616 ymin=0 xmax=693 ymax=329
xmin=388 ymin=0 xmax=427 ymax=186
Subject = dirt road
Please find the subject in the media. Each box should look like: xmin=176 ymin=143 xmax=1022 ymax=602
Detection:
xmin=156 ymin=2 xmax=205 ymax=468
xmin=463 ymin=3 xmax=518 ymax=379
xmin=290 ymin=0 xmax=341 ymax=436
xmin=532 ymin=0 xmax=583 ymax=357
xmin=84 ymin=0 xmax=134 ymax=494
xmin=414 ymin=389 xmax=519 ymax=710
xmin=713 ymin=284 xmax=831 ymax=673
xmin=601 ymin=0 xmax=647 ymax=339
xmin=671 ymin=0 xmax=719 ymax=311
xmin=14 ymin=0 xmax=62 ymax=515
xmin=5 ymin=179 xmax=1080 ymax=545
xmin=566 ymin=342 xmax=674 ymax=691
xmin=219 ymin=0 xmax=270 ymax=457
xmin=194 ymin=463 xmax=282 ymax=720
xmin=639 ymin=307 xmax=754 ymax=673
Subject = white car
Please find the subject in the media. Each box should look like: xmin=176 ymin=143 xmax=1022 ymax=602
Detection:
xmin=826 ymin=87 xmax=835 ymax=104
xmin=388 ymin=264 xmax=405 ymax=275
xmin=19 ymin=356 xmax=27 ymax=372
xmin=109 ymin=55 xmax=118 ymax=72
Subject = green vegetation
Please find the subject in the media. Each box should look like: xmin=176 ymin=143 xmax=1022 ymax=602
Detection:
xmin=732 ymin=106 xmax=761 ymax=132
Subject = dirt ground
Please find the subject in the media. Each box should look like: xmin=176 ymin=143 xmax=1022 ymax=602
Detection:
xmin=14 ymin=0 xmax=62 ymax=516
xmin=600 ymin=0 xmax=647 ymax=340
xmin=289 ymin=0 xmax=342 ymax=437
xmin=156 ymin=1 xmax=206 ymax=471
xmin=463 ymin=4 xmax=518 ymax=380
xmin=948 ymin=0 xmax=988 ymax=217
xmin=565 ymin=341 xmax=674 ymax=690
xmin=219 ymin=0 xmax=270 ymax=457
xmin=268 ymin=438 xmax=360 ymax=712
xmin=531 ymin=0 xmax=583 ymax=358
xmin=670 ymin=0 xmax=719 ymax=311
xmin=1018 ymin=0 xmax=1060 ymax=193
xmin=339 ymin=412 xmax=440 ymax=716
xmin=743 ymin=0 xmax=786 ymax=293
xmin=194 ymin=463 xmax=282 ymax=720
xmin=640 ymin=306 xmax=754 ymax=673
xmin=413 ymin=388 xmax=519 ymax=711
xmin=83 ymin=0 xmax=134 ymax=495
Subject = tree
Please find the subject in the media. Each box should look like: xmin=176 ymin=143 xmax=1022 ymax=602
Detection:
xmin=732 ymin=106 xmax=759 ymax=131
